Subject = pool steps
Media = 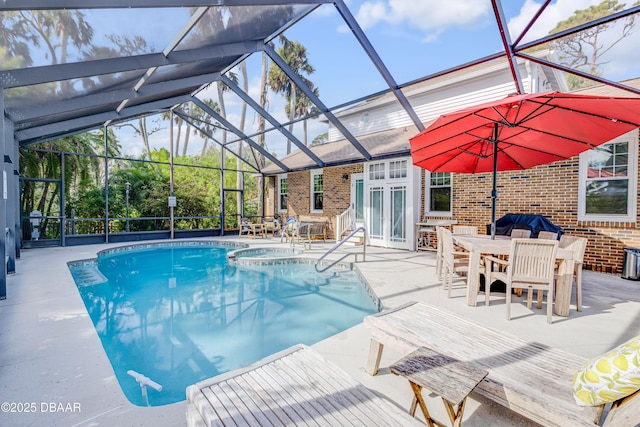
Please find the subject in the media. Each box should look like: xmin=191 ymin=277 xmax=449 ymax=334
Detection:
xmin=70 ymin=263 xmax=108 ymax=286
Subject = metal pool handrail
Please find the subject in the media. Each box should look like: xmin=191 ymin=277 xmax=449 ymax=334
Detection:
xmin=315 ymin=226 xmax=367 ymax=273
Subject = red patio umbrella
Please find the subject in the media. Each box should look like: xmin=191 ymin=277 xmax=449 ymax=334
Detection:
xmin=410 ymin=91 xmax=640 ymax=238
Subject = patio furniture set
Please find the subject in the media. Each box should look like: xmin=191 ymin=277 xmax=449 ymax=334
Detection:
xmin=240 ymin=215 xmax=330 ymax=250
xmin=438 ymin=225 xmax=587 ymax=324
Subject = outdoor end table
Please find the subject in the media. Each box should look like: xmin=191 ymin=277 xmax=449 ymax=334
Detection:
xmin=390 ymin=346 xmax=488 ymax=427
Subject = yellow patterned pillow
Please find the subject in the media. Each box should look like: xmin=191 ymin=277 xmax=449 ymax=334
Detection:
xmin=573 ymin=336 xmax=640 ymax=406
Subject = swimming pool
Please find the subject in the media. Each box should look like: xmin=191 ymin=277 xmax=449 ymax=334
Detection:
xmin=68 ymin=241 xmax=380 ymax=407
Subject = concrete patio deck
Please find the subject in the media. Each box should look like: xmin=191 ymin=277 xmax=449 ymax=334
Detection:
xmin=1 ymin=236 xmax=639 ymax=426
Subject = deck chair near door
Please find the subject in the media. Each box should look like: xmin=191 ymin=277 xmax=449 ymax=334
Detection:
xmin=440 ymin=227 xmax=471 ymax=298
xmin=538 ymin=230 xmax=558 ymax=240
xmin=239 ymin=218 xmax=252 ymax=238
xmin=484 ymin=238 xmax=558 ymax=323
xmin=435 ymin=226 xmax=444 ymax=280
xmin=280 ymin=217 xmax=299 ymax=245
xmin=262 ymin=216 xmax=280 ymax=236
xmin=557 ymin=235 xmax=588 ymax=312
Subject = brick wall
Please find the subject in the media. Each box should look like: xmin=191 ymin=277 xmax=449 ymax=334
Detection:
xmin=269 ymin=143 xmax=640 ymax=274
xmin=438 ymin=153 xmax=640 ymax=274
xmin=267 ymin=164 xmax=363 ymax=239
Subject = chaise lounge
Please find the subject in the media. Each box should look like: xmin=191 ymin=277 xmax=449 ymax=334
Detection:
xmin=186 ymin=344 xmax=424 ymax=426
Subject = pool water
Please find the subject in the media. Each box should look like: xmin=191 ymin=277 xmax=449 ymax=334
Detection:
xmin=69 ymin=243 xmax=380 ymax=407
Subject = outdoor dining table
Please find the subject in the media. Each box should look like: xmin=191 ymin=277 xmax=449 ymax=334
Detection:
xmin=451 ymin=234 xmax=574 ymax=316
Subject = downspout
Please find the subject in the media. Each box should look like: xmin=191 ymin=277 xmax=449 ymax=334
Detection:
xmin=104 ymin=126 xmax=109 ymax=244
xmin=525 ymin=59 xmax=536 ymax=94
xmin=170 ymin=110 xmax=175 ymax=239
xmin=61 ymin=152 xmax=65 ymax=246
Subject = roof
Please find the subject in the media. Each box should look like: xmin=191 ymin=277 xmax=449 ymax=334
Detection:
xmin=571 ymin=77 xmax=640 ymax=97
xmin=262 ymin=125 xmax=419 ymax=173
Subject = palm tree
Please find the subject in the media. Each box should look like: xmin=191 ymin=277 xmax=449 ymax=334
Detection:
xmin=257 ymin=51 xmax=271 ymax=169
xmin=289 ymin=87 xmax=320 ymax=146
xmin=268 ymin=35 xmax=316 ymax=154
xmin=186 ymin=99 xmax=220 ymax=158
xmin=236 ymin=61 xmax=249 ymax=214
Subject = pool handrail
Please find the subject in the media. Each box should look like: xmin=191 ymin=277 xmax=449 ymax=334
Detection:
xmin=315 ymin=226 xmax=367 ymax=273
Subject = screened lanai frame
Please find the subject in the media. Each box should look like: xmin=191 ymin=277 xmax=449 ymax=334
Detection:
xmin=1 ymin=1 xmax=640 ymax=299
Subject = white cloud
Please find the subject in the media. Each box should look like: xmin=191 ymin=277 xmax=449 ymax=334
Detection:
xmin=507 ymin=0 xmax=602 ymax=43
xmin=354 ymin=0 xmax=491 ymax=32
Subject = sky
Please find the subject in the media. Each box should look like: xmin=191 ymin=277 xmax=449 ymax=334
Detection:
xmin=42 ymin=1 xmax=638 ymax=160
xmin=189 ymin=0 xmax=640 ymax=161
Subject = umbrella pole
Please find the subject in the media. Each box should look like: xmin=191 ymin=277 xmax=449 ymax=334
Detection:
xmin=491 ymin=123 xmax=498 ymax=240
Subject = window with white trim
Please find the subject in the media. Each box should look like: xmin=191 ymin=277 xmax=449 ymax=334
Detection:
xmin=578 ymin=130 xmax=638 ymax=222
xmin=277 ymin=174 xmax=288 ymax=212
xmin=426 ymin=171 xmax=452 ymax=216
xmin=389 ymin=160 xmax=407 ymax=179
xmin=368 ymin=162 xmax=385 ymax=180
xmin=310 ymin=169 xmax=323 ymax=213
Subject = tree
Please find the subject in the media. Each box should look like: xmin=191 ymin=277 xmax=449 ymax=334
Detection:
xmin=236 ymin=62 xmax=249 ymax=216
xmin=549 ymin=0 xmax=640 ymax=90
xmin=1 ymin=10 xmax=93 ymax=96
xmin=257 ymin=51 xmax=271 ymax=169
xmin=289 ymin=87 xmax=320 ymax=146
xmin=311 ymin=132 xmax=328 ymax=146
xmin=21 ymin=129 xmax=120 ymax=237
xmin=268 ymin=35 xmax=317 ymax=154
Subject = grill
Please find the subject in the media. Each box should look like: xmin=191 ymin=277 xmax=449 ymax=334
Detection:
xmin=486 ymin=214 xmax=563 ymax=238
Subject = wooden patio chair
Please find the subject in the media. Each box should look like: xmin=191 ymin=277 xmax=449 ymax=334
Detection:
xmin=452 ymin=225 xmax=478 ymax=235
xmin=262 ymin=216 xmax=280 ymax=236
xmin=239 ymin=217 xmax=252 ymax=238
xmin=510 ymin=228 xmax=531 ymax=238
xmin=440 ymin=227 xmax=471 ymax=298
xmin=538 ymin=230 xmax=558 ymax=240
xmin=280 ymin=217 xmax=300 ymax=245
xmin=435 ymin=226 xmax=444 ymax=280
xmin=484 ymin=238 xmax=558 ymax=323
xmin=557 ymin=235 xmax=588 ymax=312
xmin=434 ymin=226 xmax=454 ymax=281
xmin=239 ymin=217 xmax=264 ymax=238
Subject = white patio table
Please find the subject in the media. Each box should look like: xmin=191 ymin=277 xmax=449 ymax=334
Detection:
xmin=451 ymin=234 xmax=574 ymax=316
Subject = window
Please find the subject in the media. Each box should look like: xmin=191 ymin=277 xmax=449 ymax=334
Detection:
xmin=368 ymin=162 xmax=385 ymax=180
xmin=426 ymin=172 xmax=452 ymax=215
xmin=310 ymin=169 xmax=323 ymax=213
xmin=578 ymin=130 xmax=638 ymax=222
xmin=278 ymin=175 xmax=288 ymax=212
xmin=389 ymin=160 xmax=407 ymax=179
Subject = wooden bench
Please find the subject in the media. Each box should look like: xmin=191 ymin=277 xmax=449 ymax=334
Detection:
xmin=186 ymin=344 xmax=424 ymax=427
xmin=364 ymin=301 xmax=640 ymax=427
xmin=298 ymin=215 xmax=330 ymax=241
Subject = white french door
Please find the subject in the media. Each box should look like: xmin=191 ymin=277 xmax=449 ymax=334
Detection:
xmin=390 ymin=185 xmax=407 ymax=247
xmin=367 ymin=184 xmax=408 ymax=249
xmin=364 ymin=158 xmax=417 ymax=250
xmin=350 ymin=173 xmax=365 ymax=229
xmin=368 ymin=186 xmax=384 ymax=242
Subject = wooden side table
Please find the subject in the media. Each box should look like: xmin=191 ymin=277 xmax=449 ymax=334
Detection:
xmin=416 ymin=219 xmax=458 ymax=251
xmin=390 ymin=346 xmax=488 ymax=427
